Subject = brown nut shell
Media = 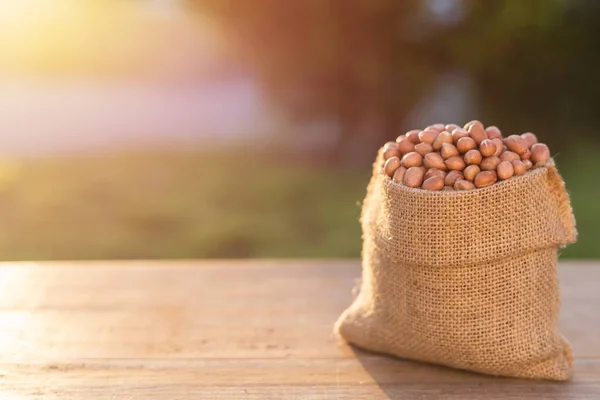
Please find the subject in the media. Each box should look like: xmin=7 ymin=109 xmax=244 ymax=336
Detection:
xmin=500 ymin=151 xmax=520 ymax=162
xmin=423 ymin=152 xmax=447 ymax=171
xmin=454 ymin=180 xmax=476 ymax=190
xmin=421 ymin=176 xmax=445 ymax=191
xmin=464 ymin=120 xmax=483 ymax=131
xmin=485 ymin=126 xmax=502 ymax=139
xmin=405 ymin=130 xmax=421 ymax=144
xmin=452 ymin=128 xmax=469 ymax=143
xmin=441 ymin=143 xmax=459 ymax=159
xmin=445 ymin=123 xmax=460 ymax=132
xmin=445 ymin=170 xmax=464 ymax=186
xmin=396 ymin=137 xmax=416 ymax=154
xmin=426 ymin=123 xmax=445 ymax=133
xmin=505 ymin=134 xmax=529 ymax=155
xmin=383 ymin=146 xmax=400 ymax=160
xmin=418 ymin=129 xmax=439 ymax=144
xmin=403 ymin=166 xmax=425 ymax=188
xmin=395 ymin=135 xmax=407 ymax=144
xmin=479 ymin=139 xmax=496 ymax=157
xmin=480 ymin=156 xmax=501 ymax=171
xmin=433 ymin=131 xmax=453 ymax=151
xmin=464 ymin=149 xmax=483 ymax=165
xmin=456 ymin=137 xmax=477 ymax=153
xmin=521 ymin=132 xmax=538 ymax=148
xmin=393 ymin=166 xmax=407 ymax=183
xmin=401 ymin=152 xmax=423 ymax=168
xmin=512 ymin=160 xmax=526 ymax=175
xmin=468 ymin=123 xmax=488 ymax=145
xmin=384 ymin=157 xmax=401 ymax=177
xmin=474 ymin=171 xmax=497 ymax=188
xmin=463 ymin=165 xmax=481 ymax=181
xmin=445 ymin=155 xmax=466 ymax=171
xmin=415 ymin=142 xmax=434 ymax=156
xmin=497 ymin=161 xmax=514 ymax=180
xmin=492 ymin=138 xmax=504 ymax=156
xmin=424 ymin=168 xmax=446 ymax=181
xmin=530 ymin=143 xmax=550 ymax=163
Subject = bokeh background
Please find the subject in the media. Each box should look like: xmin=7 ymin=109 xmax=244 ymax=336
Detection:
xmin=0 ymin=0 xmax=598 ymax=260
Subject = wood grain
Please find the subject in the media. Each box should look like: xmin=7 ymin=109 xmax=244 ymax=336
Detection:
xmin=0 ymin=260 xmax=597 ymax=399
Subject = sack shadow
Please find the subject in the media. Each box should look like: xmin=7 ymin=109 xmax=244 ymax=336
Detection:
xmin=348 ymin=346 xmax=569 ymax=399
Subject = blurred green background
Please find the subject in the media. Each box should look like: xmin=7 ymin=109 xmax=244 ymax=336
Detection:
xmin=0 ymin=143 xmax=595 ymax=260
xmin=0 ymin=0 xmax=598 ymax=260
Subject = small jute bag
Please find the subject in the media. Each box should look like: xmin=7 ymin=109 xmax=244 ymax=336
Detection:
xmin=336 ymin=152 xmax=577 ymax=381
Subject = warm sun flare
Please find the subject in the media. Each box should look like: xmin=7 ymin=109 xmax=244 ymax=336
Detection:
xmin=0 ymin=0 xmax=170 ymax=75
xmin=0 ymin=0 xmax=219 ymax=76
xmin=0 ymin=0 xmax=34 ymax=19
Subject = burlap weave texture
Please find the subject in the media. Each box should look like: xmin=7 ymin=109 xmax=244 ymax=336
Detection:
xmin=336 ymin=154 xmax=577 ymax=381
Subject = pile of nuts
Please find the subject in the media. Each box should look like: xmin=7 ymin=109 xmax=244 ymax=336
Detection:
xmin=382 ymin=121 xmax=551 ymax=191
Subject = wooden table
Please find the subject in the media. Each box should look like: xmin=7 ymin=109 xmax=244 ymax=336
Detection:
xmin=0 ymin=260 xmax=598 ymax=399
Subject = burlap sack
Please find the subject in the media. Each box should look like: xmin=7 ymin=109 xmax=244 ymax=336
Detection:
xmin=336 ymin=153 xmax=577 ymax=381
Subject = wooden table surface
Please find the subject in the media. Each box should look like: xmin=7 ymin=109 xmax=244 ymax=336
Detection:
xmin=0 ymin=260 xmax=598 ymax=399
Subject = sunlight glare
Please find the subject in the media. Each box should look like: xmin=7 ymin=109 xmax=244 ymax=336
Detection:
xmin=0 ymin=0 xmax=222 ymax=77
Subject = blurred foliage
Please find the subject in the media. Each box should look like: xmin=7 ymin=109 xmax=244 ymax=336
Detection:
xmin=188 ymin=0 xmax=600 ymax=160
xmin=443 ymin=0 xmax=600 ymax=152
xmin=0 ymin=149 xmax=365 ymax=260
xmin=0 ymin=146 xmax=595 ymax=260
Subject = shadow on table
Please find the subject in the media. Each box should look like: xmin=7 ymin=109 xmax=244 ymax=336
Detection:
xmin=349 ymin=346 xmax=573 ymax=399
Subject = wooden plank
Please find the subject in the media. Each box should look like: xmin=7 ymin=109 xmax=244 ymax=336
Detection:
xmin=0 ymin=260 xmax=597 ymax=399
xmin=0 ymin=261 xmax=597 ymax=358
xmin=3 ymin=357 xmax=600 ymax=386
xmin=5 ymin=384 xmax=599 ymax=400
xmin=1 ymin=360 xmax=599 ymax=399
xmin=0 ymin=261 xmax=357 ymax=359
